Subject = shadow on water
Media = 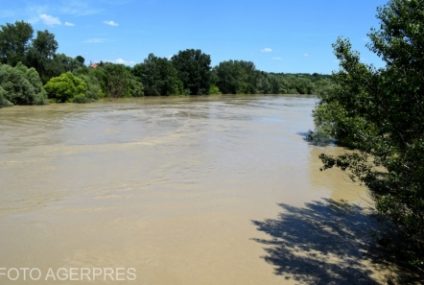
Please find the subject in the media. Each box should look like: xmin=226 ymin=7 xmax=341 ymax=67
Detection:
xmin=252 ymin=199 xmax=393 ymax=285
xmin=298 ymin=131 xmax=334 ymax=147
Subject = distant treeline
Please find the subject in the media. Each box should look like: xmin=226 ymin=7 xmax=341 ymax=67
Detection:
xmin=0 ymin=21 xmax=334 ymax=107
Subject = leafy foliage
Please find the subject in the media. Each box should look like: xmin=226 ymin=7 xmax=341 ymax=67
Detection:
xmin=171 ymin=49 xmax=211 ymax=95
xmin=44 ymin=72 xmax=88 ymax=103
xmin=94 ymin=63 xmax=143 ymax=98
xmin=0 ymin=21 xmax=33 ymax=66
xmin=0 ymin=63 xmax=46 ymax=106
xmin=208 ymin=84 xmax=221 ymax=95
xmin=215 ymin=60 xmax=257 ymax=94
xmin=314 ymin=0 xmax=424 ymax=271
xmin=133 ymin=53 xmax=183 ymax=96
xmin=73 ymin=68 xmax=104 ymax=101
xmin=25 ymin=30 xmax=58 ymax=82
xmin=0 ymin=21 xmax=84 ymax=85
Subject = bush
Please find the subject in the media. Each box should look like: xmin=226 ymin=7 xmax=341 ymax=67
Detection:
xmin=44 ymin=72 xmax=88 ymax=103
xmin=74 ymin=69 xmax=104 ymax=102
xmin=0 ymin=63 xmax=47 ymax=106
xmin=0 ymin=86 xmax=12 ymax=107
xmin=93 ymin=63 xmax=143 ymax=98
xmin=208 ymin=84 xmax=221 ymax=95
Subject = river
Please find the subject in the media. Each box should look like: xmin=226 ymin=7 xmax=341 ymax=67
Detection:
xmin=0 ymin=96 xmax=392 ymax=284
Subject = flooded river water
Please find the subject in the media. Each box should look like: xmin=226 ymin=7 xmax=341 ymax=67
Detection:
xmin=0 ymin=96 xmax=391 ymax=284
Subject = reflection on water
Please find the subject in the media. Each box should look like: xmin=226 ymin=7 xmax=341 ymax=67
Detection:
xmin=0 ymin=96 xmax=388 ymax=284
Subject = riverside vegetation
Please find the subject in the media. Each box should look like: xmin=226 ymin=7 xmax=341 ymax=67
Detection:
xmin=312 ymin=0 xmax=424 ymax=277
xmin=0 ymin=21 xmax=333 ymax=107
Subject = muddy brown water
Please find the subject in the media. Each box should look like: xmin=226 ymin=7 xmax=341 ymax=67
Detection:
xmin=0 ymin=96 xmax=393 ymax=284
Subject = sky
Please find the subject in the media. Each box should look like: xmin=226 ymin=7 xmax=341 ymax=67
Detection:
xmin=0 ymin=0 xmax=388 ymax=74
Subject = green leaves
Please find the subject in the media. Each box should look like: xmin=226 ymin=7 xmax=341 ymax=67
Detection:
xmin=94 ymin=63 xmax=143 ymax=98
xmin=44 ymin=72 xmax=88 ymax=103
xmin=215 ymin=60 xmax=257 ymax=94
xmin=171 ymin=49 xmax=211 ymax=95
xmin=133 ymin=53 xmax=183 ymax=96
xmin=0 ymin=21 xmax=33 ymax=66
xmin=0 ymin=63 xmax=46 ymax=106
xmin=314 ymin=0 xmax=424 ymax=271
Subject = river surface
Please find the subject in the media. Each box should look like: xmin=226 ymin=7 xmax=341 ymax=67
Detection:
xmin=0 ymin=96 xmax=392 ymax=284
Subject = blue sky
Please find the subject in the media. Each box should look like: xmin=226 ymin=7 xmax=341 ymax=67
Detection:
xmin=0 ymin=0 xmax=387 ymax=73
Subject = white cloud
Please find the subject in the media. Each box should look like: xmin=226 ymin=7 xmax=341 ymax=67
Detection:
xmin=103 ymin=20 xmax=119 ymax=27
xmin=39 ymin=14 xmax=62 ymax=26
xmin=261 ymin=47 xmax=273 ymax=53
xmin=115 ymin=58 xmax=126 ymax=64
xmin=60 ymin=0 xmax=102 ymax=16
xmin=304 ymin=53 xmax=310 ymax=57
xmin=272 ymin=56 xmax=283 ymax=61
xmin=84 ymin=38 xmax=106 ymax=44
xmin=64 ymin=21 xmax=75 ymax=27
xmin=114 ymin=58 xmax=135 ymax=66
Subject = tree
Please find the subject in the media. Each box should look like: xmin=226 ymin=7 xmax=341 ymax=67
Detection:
xmin=26 ymin=30 xmax=58 ymax=82
xmin=31 ymin=30 xmax=58 ymax=60
xmin=44 ymin=72 xmax=88 ymax=103
xmin=133 ymin=53 xmax=183 ymax=96
xmin=73 ymin=68 xmax=104 ymax=101
xmin=0 ymin=21 xmax=33 ymax=66
xmin=314 ymin=0 xmax=424 ymax=270
xmin=75 ymin=55 xmax=85 ymax=66
xmin=94 ymin=63 xmax=143 ymax=98
xmin=215 ymin=60 xmax=257 ymax=94
xmin=46 ymin=53 xmax=86 ymax=80
xmin=171 ymin=49 xmax=211 ymax=95
xmin=0 ymin=63 xmax=46 ymax=106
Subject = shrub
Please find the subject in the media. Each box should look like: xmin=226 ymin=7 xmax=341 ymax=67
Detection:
xmin=44 ymin=72 xmax=88 ymax=103
xmin=0 ymin=63 xmax=47 ymax=106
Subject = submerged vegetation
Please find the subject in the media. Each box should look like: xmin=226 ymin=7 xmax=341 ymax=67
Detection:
xmin=0 ymin=21 xmax=333 ymax=107
xmin=313 ymin=0 xmax=424 ymax=274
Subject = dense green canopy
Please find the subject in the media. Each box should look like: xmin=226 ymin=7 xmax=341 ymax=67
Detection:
xmin=314 ymin=0 xmax=424 ymax=271
xmin=133 ymin=54 xmax=183 ymax=96
xmin=171 ymin=49 xmax=212 ymax=95
xmin=44 ymin=72 xmax=88 ymax=103
xmin=0 ymin=63 xmax=46 ymax=105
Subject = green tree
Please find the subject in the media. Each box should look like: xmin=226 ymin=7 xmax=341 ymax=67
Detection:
xmin=171 ymin=49 xmax=211 ymax=95
xmin=75 ymin=55 xmax=85 ymax=66
xmin=314 ymin=0 xmax=424 ymax=270
xmin=44 ymin=72 xmax=88 ymax=103
xmin=0 ymin=63 xmax=46 ymax=106
xmin=94 ymin=63 xmax=143 ymax=98
xmin=73 ymin=68 xmax=104 ymax=101
xmin=133 ymin=53 xmax=183 ymax=96
xmin=256 ymin=71 xmax=271 ymax=94
xmin=26 ymin=30 xmax=58 ymax=82
xmin=215 ymin=60 xmax=257 ymax=94
xmin=46 ymin=53 xmax=86 ymax=80
xmin=0 ymin=21 xmax=33 ymax=66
